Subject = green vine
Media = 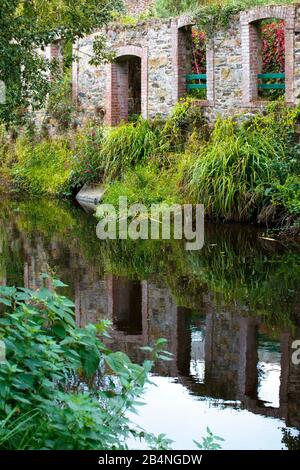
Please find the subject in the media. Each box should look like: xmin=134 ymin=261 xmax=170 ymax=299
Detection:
xmin=155 ymin=0 xmax=298 ymax=37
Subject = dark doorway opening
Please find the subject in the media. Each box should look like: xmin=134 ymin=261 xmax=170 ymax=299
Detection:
xmin=128 ymin=56 xmax=141 ymax=118
xmin=112 ymin=277 xmax=142 ymax=335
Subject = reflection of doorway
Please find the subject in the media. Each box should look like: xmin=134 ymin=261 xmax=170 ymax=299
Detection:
xmin=112 ymin=277 xmax=142 ymax=335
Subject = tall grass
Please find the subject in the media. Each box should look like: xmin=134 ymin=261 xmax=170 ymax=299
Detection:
xmin=100 ymin=119 xmax=162 ymax=181
xmin=12 ymin=136 xmax=73 ymax=196
xmin=188 ymin=104 xmax=299 ymax=221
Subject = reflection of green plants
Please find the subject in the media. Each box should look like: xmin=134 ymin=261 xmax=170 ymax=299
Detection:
xmin=282 ymin=429 xmax=300 ymax=450
xmin=194 ymin=427 xmax=224 ymax=450
xmin=1 ymin=198 xmax=300 ymax=329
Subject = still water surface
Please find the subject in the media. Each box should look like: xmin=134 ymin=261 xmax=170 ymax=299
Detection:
xmin=0 ymin=197 xmax=300 ymax=450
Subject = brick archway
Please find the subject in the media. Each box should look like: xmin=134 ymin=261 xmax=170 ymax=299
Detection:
xmin=240 ymin=5 xmax=296 ymax=104
xmin=105 ymin=46 xmax=148 ymax=126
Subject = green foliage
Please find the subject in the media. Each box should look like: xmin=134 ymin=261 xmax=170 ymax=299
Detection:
xmin=194 ymin=427 xmax=224 ymax=450
xmin=46 ymin=70 xmax=75 ymax=130
xmin=161 ymin=97 xmax=205 ymax=152
xmin=100 ymin=119 xmax=162 ymax=181
xmin=68 ymin=124 xmax=106 ymax=191
xmin=188 ymin=103 xmax=299 ymax=221
xmin=101 ymin=164 xmax=180 ymax=209
xmin=272 ymin=176 xmax=300 ymax=215
xmin=194 ymin=1 xmax=298 ymax=38
xmin=154 ymin=0 xmax=198 ymax=17
xmin=0 ymin=278 xmax=172 ymax=450
xmin=154 ymin=0 xmax=298 ymax=36
xmin=0 ymin=0 xmax=123 ymax=125
xmin=12 ymin=136 xmax=73 ymax=196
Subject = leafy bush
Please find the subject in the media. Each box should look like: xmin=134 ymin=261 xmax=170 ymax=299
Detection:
xmin=101 ymin=164 xmax=180 ymax=210
xmin=67 ymin=124 xmax=105 ymax=192
xmin=272 ymin=176 xmax=300 ymax=215
xmin=12 ymin=136 xmax=73 ymax=196
xmin=0 ymin=125 xmax=12 ymax=186
xmin=46 ymin=70 xmax=75 ymax=130
xmin=154 ymin=0 xmax=197 ymax=17
xmin=161 ymin=97 xmax=205 ymax=152
xmin=0 ymin=278 xmax=172 ymax=450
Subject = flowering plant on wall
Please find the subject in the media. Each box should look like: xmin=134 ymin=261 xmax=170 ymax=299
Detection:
xmin=261 ymin=20 xmax=285 ymax=73
xmin=192 ymin=29 xmax=206 ymax=74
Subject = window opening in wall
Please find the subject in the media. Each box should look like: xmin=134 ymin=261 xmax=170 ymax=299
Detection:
xmin=256 ymin=19 xmax=285 ymax=100
xmin=186 ymin=28 xmax=207 ymax=100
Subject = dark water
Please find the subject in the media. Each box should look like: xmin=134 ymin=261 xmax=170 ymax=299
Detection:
xmin=1 ymin=197 xmax=300 ymax=450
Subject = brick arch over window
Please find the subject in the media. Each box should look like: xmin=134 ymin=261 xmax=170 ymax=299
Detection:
xmin=240 ymin=6 xmax=296 ymax=104
xmin=172 ymin=18 xmax=215 ymax=105
xmin=105 ymin=45 xmax=148 ymax=126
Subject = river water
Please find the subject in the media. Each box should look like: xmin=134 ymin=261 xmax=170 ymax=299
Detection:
xmin=0 ymin=197 xmax=300 ymax=450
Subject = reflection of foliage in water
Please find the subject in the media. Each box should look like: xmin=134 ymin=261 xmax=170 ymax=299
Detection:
xmin=1 ymin=198 xmax=299 ymax=327
xmin=11 ymin=199 xmax=77 ymax=238
xmin=282 ymin=429 xmax=300 ymax=450
xmin=100 ymin=236 xmax=300 ymax=327
xmin=0 ymin=222 xmax=8 ymax=280
xmin=0 ymin=205 xmax=24 ymax=286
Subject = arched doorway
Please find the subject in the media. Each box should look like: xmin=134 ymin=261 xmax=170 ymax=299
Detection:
xmin=106 ymin=46 xmax=148 ymax=126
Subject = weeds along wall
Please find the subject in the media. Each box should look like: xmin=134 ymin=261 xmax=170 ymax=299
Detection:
xmin=72 ymin=4 xmax=300 ymax=126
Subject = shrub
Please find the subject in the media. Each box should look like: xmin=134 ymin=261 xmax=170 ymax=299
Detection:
xmin=161 ymin=97 xmax=206 ymax=152
xmin=67 ymin=124 xmax=105 ymax=192
xmin=12 ymin=136 xmax=73 ymax=196
xmin=0 ymin=278 xmax=173 ymax=450
xmin=101 ymin=164 xmax=180 ymax=210
xmin=0 ymin=125 xmax=12 ymax=186
xmin=272 ymin=176 xmax=300 ymax=215
xmin=46 ymin=70 xmax=75 ymax=130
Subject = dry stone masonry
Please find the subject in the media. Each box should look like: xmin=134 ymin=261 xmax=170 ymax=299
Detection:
xmin=72 ymin=4 xmax=300 ymax=125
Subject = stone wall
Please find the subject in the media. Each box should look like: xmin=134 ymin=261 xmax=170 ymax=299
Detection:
xmin=74 ymin=18 xmax=175 ymax=124
xmin=73 ymin=4 xmax=300 ymax=125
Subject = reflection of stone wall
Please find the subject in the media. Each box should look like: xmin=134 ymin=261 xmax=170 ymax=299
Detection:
xmin=205 ymin=309 xmax=241 ymax=398
xmin=75 ymin=275 xmax=109 ymax=327
xmin=280 ymin=329 xmax=300 ymax=429
xmin=287 ymin=360 xmax=300 ymax=428
xmin=6 ymin=219 xmax=300 ymax=431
